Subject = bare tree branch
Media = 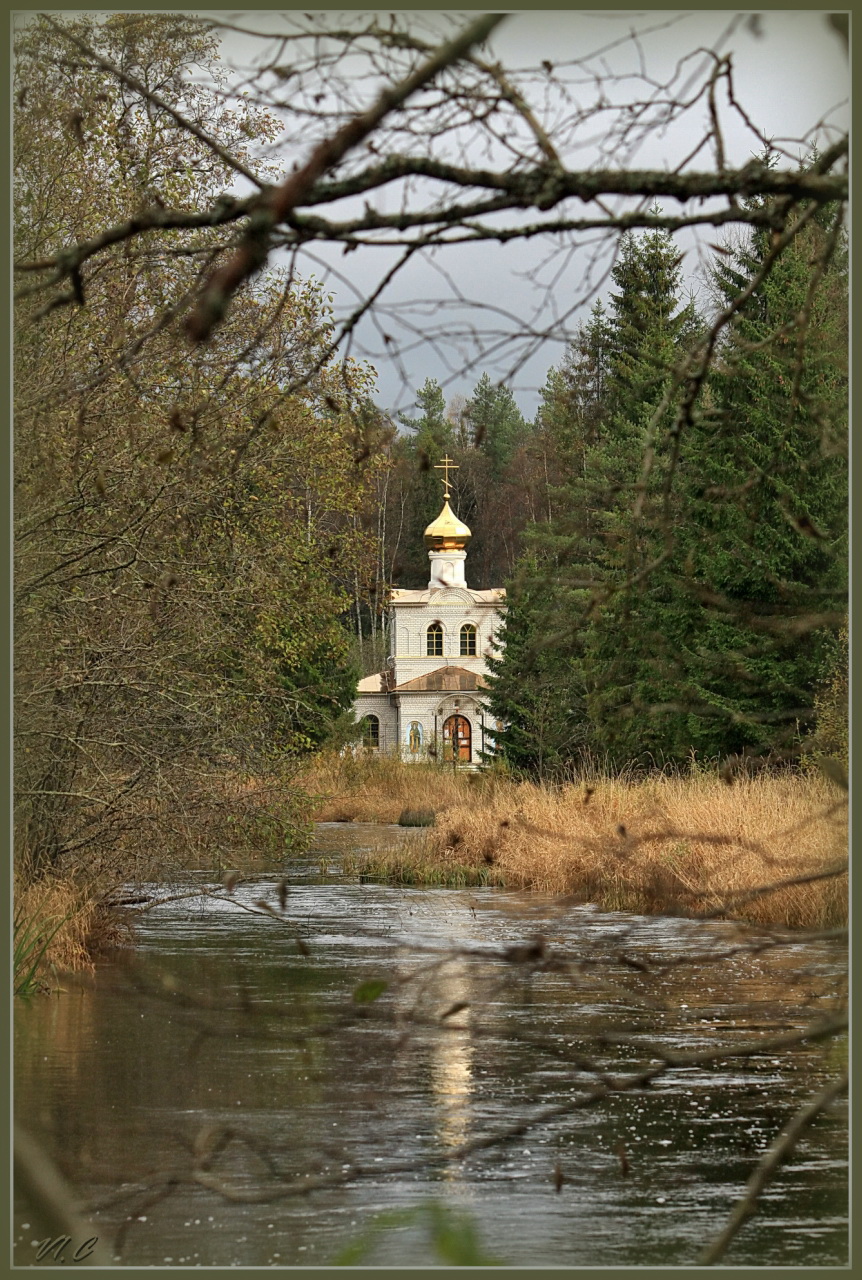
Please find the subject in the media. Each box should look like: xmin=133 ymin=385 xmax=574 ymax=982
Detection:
xmin=699 ymin=1071 xmax=848 ymax=1265
xmin=184 ymin=12 xmax=509 ymax=341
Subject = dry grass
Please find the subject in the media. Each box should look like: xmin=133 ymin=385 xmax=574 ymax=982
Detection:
xmin=308 ymin=756 xmax=847 ymax=930
xmin=300 ymin=750 xmax=484 ymax=823
xmin=15 ymin=761 xmax=846 ymax=993
xmin=342 ymin=841 xmax=507 ymax=888
xmin=13 ymin=874 xmax=131 ymax=993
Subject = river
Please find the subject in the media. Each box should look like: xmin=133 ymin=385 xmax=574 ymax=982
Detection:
xmin=14 ymin=824 xmax=847 ymax=1268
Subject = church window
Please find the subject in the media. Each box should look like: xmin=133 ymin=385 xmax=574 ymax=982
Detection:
xmin=426 ymin=622 xmax=443 ymax=656
xmin=460 ymin=623 xmax=477 ymax=656
xmin=361 ymin=715 xmax=380 ymax=749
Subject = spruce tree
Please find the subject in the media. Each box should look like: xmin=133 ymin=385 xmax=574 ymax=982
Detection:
xmin=580 ymin=227 xmax=702 ymax=764
xmin=482 ymin=213 xmax=846 ymax=773
xmin=465 ymin=373 xmax=527 ymax=478
xmin=483 ymin=554 xmax=588 ymax=777
xmin=484 ymin=304 xmax=613 ymax=774
xmin=456 ymin=374 xmax=530 ymax=585
xmin=394 ymin=379 xmax=455 ymax=586
xmin=670 ymin=210 xmax=848 ymax=759
xmin=487 ymin=227 xmax=704 ymax=771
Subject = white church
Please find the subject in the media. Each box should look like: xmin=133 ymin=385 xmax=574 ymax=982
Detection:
xmin=352 ymin=457 xmax=505 ymax=766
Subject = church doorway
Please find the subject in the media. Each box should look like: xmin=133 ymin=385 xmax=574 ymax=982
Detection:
xmin=442 ymin=714 xmax=471 ymax=763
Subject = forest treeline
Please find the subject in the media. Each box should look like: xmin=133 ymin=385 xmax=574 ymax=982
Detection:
xmin=14 ymin=16 xmax=847 ymax=900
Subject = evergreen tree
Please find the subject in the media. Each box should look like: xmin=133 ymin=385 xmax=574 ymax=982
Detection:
xmin=398 ymin=377 xmax=451 ymax=442
xmin=667 ymin=210 xmax=848 ymax=759
xmin=394 ymin=379 xmax=455 ymax=586
xmin=465 ymin=373 xmax=527 ymax=478
xmin=454 ymin=375 xmax=531 ymax=585
xmin=579 ymin=227 xmax=704 ymax=763
xmin=483 ymin=303 xmax=616 ymax=775
xmin=489 ymin=213 xmax=846 ymax=772
xmin=487 ymin=227 xmax=702 ymax=771
xmin=483 ymin=554 xmax=587 ymax=778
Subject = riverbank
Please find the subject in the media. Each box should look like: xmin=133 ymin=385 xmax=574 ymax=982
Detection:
xmin=15 ymin=858 xmax=848 ymax=1268
xmin=14 ymin=769 xmax=308 ymax=993
xmin=16 ymin=757 xmax=846 ymax=992
xmin=305 ymin=756 xmax=847 ymax=930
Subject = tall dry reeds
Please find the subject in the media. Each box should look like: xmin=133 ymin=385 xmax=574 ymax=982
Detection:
xmin=427 ymin=771 xmax=847 ymax=928
xmin=316 ymin=755 xmax=847 ymax=930
xmin=13 ymin=875 xmax=129 ymax=994
xmin=299 ymin=750 xmax=485 ymax=823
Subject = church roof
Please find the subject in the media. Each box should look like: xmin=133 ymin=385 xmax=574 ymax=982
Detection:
xmin=356 ymin=672 xmax=386 ymax=692
xmin=423 ymin=499 xmax=472 ymax=549
xmin=395 ymin=664 xmax=489 ymax=692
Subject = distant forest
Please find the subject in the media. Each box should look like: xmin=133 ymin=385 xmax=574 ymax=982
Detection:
xmin=357 ymin=217 xmax=847 ymax=774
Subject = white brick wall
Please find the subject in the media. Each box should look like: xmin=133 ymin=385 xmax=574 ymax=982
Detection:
xmin=354 ymin=686 xmax=499 ymax=765
xmin=352 ymin=552 xmax=505 ymax=766
xmin=353 ymin=693 xmax=398 ymax=753
xmin=388 ymin=591 xmax=504 ymax=684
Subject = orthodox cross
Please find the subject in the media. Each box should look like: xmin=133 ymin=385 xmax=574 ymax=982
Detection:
xmin=434 ymin=455 xmax=458 ymax=499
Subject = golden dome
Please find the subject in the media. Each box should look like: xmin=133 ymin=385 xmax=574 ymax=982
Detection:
xmin=424 ymin=499 xmax=472 ymax=549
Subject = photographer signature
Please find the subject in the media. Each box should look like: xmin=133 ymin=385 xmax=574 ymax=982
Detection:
xmin=31 ymin=1234 xmax=100 ymax=1264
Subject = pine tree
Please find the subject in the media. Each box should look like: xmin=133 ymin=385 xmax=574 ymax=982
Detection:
xmin=465 ymin=373 xmax=527 ymax=478
xmin=453 ymin=375 xmax=531 ymax=585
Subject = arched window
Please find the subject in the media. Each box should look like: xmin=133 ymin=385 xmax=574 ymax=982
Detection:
xmin=426 ymin=621 xmax=443 ymax=656
xmin=361 ymin=714 xmax=380 ymax=749
xmin=460 ymin=623 xmax=477 ymax=656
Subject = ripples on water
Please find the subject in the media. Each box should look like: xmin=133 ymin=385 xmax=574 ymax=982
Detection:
xmin=14 ymin=824 xmax=847 ymax=1267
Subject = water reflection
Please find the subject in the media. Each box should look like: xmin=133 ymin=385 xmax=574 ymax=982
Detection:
xmin=13 ymin=832 xmax=847 ymax=1268
xmin=426 ymin=961 xmax=474 ymax=1174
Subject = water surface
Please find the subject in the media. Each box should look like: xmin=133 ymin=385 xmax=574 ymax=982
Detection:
xmin=14 ymin=824 xmax=847 ymax=1267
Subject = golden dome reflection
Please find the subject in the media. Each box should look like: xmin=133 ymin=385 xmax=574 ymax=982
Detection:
xmin=424 ymin=499 xmax=472 ymax=550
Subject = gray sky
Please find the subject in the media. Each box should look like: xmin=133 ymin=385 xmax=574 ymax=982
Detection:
xmin=211 ymin=10 xmax=848 ymax=420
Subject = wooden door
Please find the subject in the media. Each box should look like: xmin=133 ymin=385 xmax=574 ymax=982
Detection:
xmin=442 ymin=714 xmax=471 ymax=763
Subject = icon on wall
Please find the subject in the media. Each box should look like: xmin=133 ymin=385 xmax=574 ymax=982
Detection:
xmin=408 ymin=721 xmax=423 ymax=753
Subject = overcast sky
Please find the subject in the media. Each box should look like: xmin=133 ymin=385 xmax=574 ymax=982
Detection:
xmin=211 ymin=9 xmax=848 ymax=420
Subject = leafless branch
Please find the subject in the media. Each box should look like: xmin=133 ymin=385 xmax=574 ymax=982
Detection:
xmin=185 ymin=12 xmax=509 ymax=341
xmin=699 ymin=1071 xmax=848 ymax=1265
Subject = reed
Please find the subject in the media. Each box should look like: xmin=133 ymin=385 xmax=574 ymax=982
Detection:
xmin=299 ymin=750 xmax=485 ymax=823
xmin=12 ymin=876 xmax=123 ymax=994
xmin=309 ymin=757 xmax=847 ymax=929
xmin=343 ymin=837 xmax=507 ymax=888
